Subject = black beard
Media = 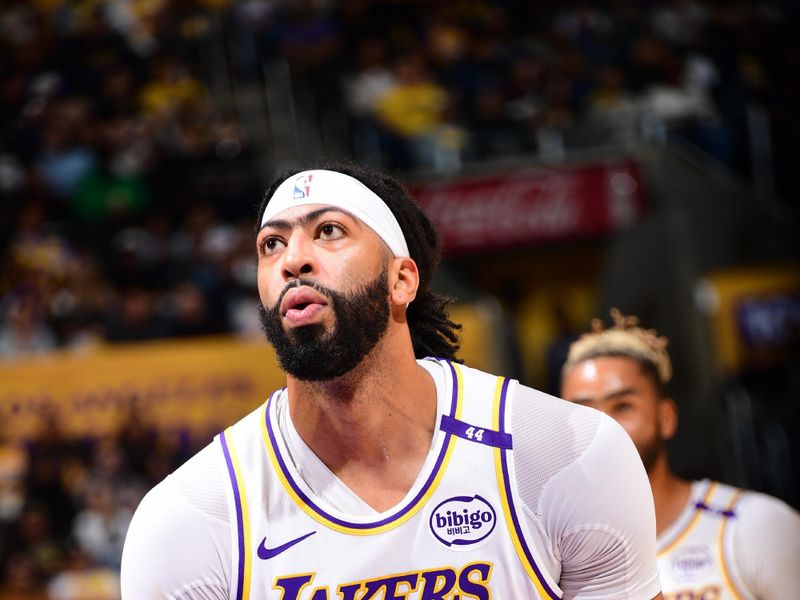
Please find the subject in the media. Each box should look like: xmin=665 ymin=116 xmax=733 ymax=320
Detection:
xmin=637 ymin=436 xmax=662 ymax=473
xmin=258 ymin=268 xmax=390 ymax=381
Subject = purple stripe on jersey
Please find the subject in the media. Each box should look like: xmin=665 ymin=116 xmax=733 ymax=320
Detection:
xmin=497 ymin=378 xmax=562 ymax=600
xmin=695 ymin=501 xmax=737 ymax=519
xmin=440 ymin=414 xmax=513 ymax=449
xmin=219 ymin=431 xmax=245 ymax=600
xmin=264 ymin=358 xmax=459 ymax=530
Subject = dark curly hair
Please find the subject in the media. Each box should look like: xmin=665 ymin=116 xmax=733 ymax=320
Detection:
xmin=256 ymin=160 xmax=461 ymax=361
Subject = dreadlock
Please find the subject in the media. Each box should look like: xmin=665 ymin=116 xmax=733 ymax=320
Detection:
xmin=563 ymin=308 xmax=672 ymax=394
xmin=256 ymin=159 xmax=461 ymax=361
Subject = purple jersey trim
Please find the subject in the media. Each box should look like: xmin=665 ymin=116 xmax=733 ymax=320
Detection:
xmin=718 ymin=489 xmax=748 ymax=598
xmin=695 ymin=501 xmax=737 ymax=519
xmin=440 ymin=414 xmax=513 ymax=449
xmin=219 ymin=431 xmax=245 ymax=600
xmin=498 ymin=378 xmax=561 ymax=600
xmin=264 ymin=359 xmax=459 ymax=531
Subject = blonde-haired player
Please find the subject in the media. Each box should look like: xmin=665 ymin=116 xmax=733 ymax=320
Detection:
xmin=561 ymin=310 xmax=800 ymax=599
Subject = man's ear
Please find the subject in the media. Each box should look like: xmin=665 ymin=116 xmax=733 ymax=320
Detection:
xmin=390 ymin=257 xmax=419 ymax=306
xmin=658 ymin=397 xmax=679 ymax=441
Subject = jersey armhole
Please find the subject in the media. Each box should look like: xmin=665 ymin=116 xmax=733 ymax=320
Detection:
xmin=219 ymin=429 xmax=253 ymax=600
xmin=493 ymin=378 xmax=563 ymax=599
xmin=718 ymin=489 xmax=751 ymax=600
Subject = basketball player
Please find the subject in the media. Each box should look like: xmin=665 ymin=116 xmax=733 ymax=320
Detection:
xmin=561 ymin=310 xmax=800 ymax=599
xmin=121 ymin=163 xmax=664 ymax=599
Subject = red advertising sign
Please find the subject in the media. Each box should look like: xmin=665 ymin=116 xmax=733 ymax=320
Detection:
xmin=408 ymin=160 xmax=646 ymax=254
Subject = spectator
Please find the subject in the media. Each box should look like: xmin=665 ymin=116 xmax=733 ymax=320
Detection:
xmin=23 ymin=415 xmax=81 ymax=539
xmin=585 ymin=63 xmax=639 ymax=143
xmin=168 ymin=280 xmax=225 ymax=338
xmin=0 ymin=424 xmax=27 ymax=565
xmin=34 ymin=96 xmax=96 ymax=199
xmin=70 ymin=112 xmax=151 ymax=226
xmin=72 ymin=479 xmax=132 ymax=568
xmin=373 ymin=52 xmax=455 ymax=169
xmin=0 ymin=294 xmax=57 ymax=358
xmin=10 ymin=502 xmax=65 ymax=582
xmin=102 ymin=285 xmax=170 ymax=343
xmin=344 ymin=37 xmax=396 ymax=162
xmin=0 ymin=552 xmax=48 ymax=600
xmin=138 ymin=55 xmax=205 ymax=122
xmin=47 ymin=546 xmax=120 ymax=600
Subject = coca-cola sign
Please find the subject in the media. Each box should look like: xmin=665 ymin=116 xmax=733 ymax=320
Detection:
xmin=408 ymin=160 xmax=646 ymax=254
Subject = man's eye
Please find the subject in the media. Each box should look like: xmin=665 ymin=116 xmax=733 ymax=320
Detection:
xmin=319 ymin=223 xmax=344 ymax=240
xmin=260 ymin=237 xmax=284 ymax=254
xmin=613 ymin=402 xmax=633 ymax=414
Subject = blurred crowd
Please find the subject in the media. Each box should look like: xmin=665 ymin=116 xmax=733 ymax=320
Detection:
xmin=0 ymin=411 xmax=195 ymax=599
xmin=2 ymin=0 xmax=797 ymax=359
xmin=1 ymin=0 xmax=797 ymax=597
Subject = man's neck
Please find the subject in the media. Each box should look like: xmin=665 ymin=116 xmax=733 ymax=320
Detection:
xmin=286 ymin=339 xmax=438 ymax=512
xmin=648 ymin=451 xmax=692 ymax=537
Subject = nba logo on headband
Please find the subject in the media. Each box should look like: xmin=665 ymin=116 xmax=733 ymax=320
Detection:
xmin=293 ymin=174 xmax=313 ymax=200
xmin=262 ymin=169 xmax=409 ymax=257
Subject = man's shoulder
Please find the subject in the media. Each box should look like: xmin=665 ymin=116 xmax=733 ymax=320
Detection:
xmin=511 ymin=379 xmax=603 ymax=418
xmin=139 ymin=440 xmax=231 ymax=525
xmin=500 ymin=379 xmax=660 ymax=598
xmin=699 ymin=481 xmax=800 ymax=598
xmin=498 ymin=378 xmax=634 ymax=502
xmin=122 ymin=444 xmax=232 ymax=599
xmin=452 ymin=361 xmax=608 ymax=452
xmin=718 ymin=481 xmax=800 ymax=529
xmin=456 ymin=360 xmax=597 ymax=411
xmin=702 ymin=479 xmax=793 ymax=513
xmin=506 ymin=379 xmax=606 ymax=443
xmin=687 ymin=480 xmax=800 ymax=556
xmin=506 ymin=379 xmax=645 ymax=501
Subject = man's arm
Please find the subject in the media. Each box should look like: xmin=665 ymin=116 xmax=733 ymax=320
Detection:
xmin=121 ymin=446 xmax=231 ymax=599
xmin=511 ymin=385 xmax=662 ymax=599
xmin=552 ymin=415 xmax=661 ymax=599
xmin=733 ymin=491 xmax=800 ymax=598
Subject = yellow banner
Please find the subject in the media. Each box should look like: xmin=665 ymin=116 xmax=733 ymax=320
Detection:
xmin=0 ymin=304 xmax=498 ymax=441
xmin=0 ymin=336 xmax=282 ymax=442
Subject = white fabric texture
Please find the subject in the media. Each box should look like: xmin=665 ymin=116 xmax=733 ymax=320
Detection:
xmin=121 ymin=364 xmax=660 ymax=600
xmin=260 ymin=169 xmax=409 ymax=257
xmin=510 ymin=384 xmax=661 ymax=599
xmin=120 ymin=447 xmax=230 ymax=600
xmin=732 ymin=490 xmax=800 ymax=598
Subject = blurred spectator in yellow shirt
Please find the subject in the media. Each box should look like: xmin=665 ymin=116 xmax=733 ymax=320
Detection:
xmin=375 ymin=52 xmax=447 ymax=139
xmin=139 ymin=55 xmax=205 ymax=121
xmin=374 ymin=52 xmax=462 ymax=170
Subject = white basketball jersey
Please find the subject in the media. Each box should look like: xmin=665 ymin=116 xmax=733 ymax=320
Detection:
xmin=657 ymin=480 xmax=752 ymax=600
xmin=217 ymin=359 xmax=562 ymax=600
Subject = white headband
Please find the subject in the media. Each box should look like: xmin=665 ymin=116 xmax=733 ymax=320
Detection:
xmin=260 ymin=170 xmax=410 ymax=258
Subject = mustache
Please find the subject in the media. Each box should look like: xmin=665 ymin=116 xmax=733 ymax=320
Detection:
xmin=272 ymin=278 xmax=334 ymax=312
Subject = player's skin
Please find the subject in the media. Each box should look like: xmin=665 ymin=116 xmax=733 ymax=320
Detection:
xmin=561 ymin=356 xmax=692 ymax=537
xmin=258 ymin=205 xmax=665 ymax=599
xmin=257 ymin=203 xmax=436 ymax=512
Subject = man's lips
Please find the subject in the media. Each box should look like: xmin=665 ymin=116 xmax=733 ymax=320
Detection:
xmin=280 ymin=287 xmax=329 ymax=325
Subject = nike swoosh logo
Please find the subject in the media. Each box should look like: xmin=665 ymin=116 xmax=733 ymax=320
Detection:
xmin=257 ymin=531 xmax=316 ymax=559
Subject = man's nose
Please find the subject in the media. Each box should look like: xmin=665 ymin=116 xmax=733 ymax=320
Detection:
xmin=281 ymin=231 xmax=315 ymax=280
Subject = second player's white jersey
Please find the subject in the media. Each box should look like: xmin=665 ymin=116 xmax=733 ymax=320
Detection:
xmin=657 ymin=480 xmax=747 ymax=600
xmin=656 ymin=479 xmax=800 ymax=600
xmin=219 ymin=358 xmax=561 ymax=599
